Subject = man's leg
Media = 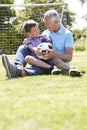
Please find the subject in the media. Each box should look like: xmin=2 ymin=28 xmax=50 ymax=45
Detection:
xmin=23 ymin=65 xmax=51 ymax=76
xmin=69 ymin=68 xmax=83 ymax=77
xmin=52 ymin=59 xmax=83 ymax=77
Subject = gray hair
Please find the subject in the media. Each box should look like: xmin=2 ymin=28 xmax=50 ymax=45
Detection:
xmin=44 ymin=9 xmax=61 ymax=22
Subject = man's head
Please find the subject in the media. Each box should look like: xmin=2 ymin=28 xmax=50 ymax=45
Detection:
xmin=43 ymin=9 xmax=61 ymax=31
xmin=23 ymin=20 xmax=40 ymax=38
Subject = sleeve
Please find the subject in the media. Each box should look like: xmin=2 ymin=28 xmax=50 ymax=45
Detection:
xmin=65 ymin=32 xmax=74 ymax=48
xmin=27 ymin=41 xmax=32 ymax=45
xmin=27 ymin=38 xmax=32 ymax=45
xmin=42 ymin=35 xmax=51 ymax=42
xmin=42 ymin=29 xmax=51 ymax=40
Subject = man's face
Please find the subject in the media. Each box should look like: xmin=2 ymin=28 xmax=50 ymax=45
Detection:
xmin=44 ymin=16 xmax=55 ymax=31
xmin=44 ymin=16 xmax=61 ymax=32
xmin=27 ymin=25 xmax=40 ymax=38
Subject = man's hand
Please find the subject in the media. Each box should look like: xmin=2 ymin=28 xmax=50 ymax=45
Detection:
xmin=43 ymin=49 xmax=58 ymax=60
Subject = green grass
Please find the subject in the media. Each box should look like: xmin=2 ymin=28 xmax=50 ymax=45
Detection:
xmin=0 ymin=51 xmax=87 ymax=130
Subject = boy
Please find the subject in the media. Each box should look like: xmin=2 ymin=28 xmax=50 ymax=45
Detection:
xmin=2 ymin=20 xmax=54 ymax=78
xmin=23 ymin=20 xmax=53 ymax=70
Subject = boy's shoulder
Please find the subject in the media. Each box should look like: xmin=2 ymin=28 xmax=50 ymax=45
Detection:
xmin=39 ymin=34 xmax=48 ymax=39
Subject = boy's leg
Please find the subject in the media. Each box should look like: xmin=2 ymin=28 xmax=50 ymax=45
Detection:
xmin=23 ymin=65 xmax=52 ymax=76
xmin=14 ymin=45 xmax=31 ymax=67
xmin=25 ymin=55 xmax=53 ymax=70
xmin=2 ymin=54 xmax=22 ymax=78
xmin=2 ymin=54 xmax=51 ymax=78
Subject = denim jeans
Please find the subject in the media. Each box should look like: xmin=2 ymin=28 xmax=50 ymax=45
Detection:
xmin=14 ymin=45 xmax=52 ymax=75
xmin=14 ymin=45 xmax=31 ymax=67
xmin=24 ymin=65 xmax=51 ymax=76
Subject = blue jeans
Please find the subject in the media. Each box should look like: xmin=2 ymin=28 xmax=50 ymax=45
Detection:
xmin=14 ymin=45 xmax=31 ymax=67
xmin=24 ymin=65 xmax=51 ymax=75
xmin=14 ymin=45 xmax=52 ymax=75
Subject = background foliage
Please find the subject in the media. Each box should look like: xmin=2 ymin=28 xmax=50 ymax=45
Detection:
xmin=0 ymin=0 xmax=13 ymax=4
xmin=0 ymin=0 xmax=87 ymax=54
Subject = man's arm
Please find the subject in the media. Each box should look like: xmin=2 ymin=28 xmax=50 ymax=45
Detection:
xmin=44 ymin=47 xmax=73 ymax=62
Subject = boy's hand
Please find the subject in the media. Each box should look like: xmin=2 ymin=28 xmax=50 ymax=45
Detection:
xmin=34 ymin=47 xmax=42 ymax=57
xmin=23 ymin=38 xmax=29 ymax=45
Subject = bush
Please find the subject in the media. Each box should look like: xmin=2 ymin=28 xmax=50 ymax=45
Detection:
xmin=74 ymin=38 xmax=87 ymax=51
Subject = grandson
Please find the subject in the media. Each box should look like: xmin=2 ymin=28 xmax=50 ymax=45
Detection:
xmin=2 ymin=20 xmax=54 ymax=78
xmin=23 ymin=20 xmax=53 ymax=70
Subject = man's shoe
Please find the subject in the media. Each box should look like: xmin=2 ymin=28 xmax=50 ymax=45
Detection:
xmin=69 ymin=68 xmax=83 ymax=77
xmin=52 ymin=68 xmax=69 ymax=75
xmin=51 ymin=68 xmax=62 ymax=75
xmin=2 ymin=54 xmax=22 ymax=78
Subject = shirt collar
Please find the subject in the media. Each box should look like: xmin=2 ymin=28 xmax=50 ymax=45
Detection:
xmin=52 ymin=24 xmax=64 ymax=34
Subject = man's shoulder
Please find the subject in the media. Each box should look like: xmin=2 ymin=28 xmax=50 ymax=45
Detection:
xmin=42 ymin=29 xmax=51 ymax=36
xmin=62 ymin=25 xmax=72 ymax=34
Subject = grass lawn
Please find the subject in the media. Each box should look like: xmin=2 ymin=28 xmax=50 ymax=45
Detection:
xmin=0 ymin=51 xmax=87 ymax=130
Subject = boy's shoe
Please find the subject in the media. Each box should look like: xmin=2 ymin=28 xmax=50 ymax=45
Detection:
xmin=69 ymin=68 xmax=83 ymax=77
xmin=2 ymin=54 xmax=22 ymax=78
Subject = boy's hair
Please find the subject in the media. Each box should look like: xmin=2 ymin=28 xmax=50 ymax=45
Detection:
xmin=23 ymin=20 xmax=38 ymax=33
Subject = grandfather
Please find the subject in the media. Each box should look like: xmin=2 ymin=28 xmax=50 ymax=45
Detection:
xmin=42 ymin=9 xmax=82 ymax=76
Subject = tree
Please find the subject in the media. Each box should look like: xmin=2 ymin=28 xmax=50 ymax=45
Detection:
xmin=0 ymin=0 xmax=23 ymax=54
xmin=78 ymin=0 xmax=87 ymax=21
xmin=16 ymin=0 xmax=75 ymax=33
xmin=0 ymin=0 xmax=14 ymax=4
xmin=0 ymin=0 xmax=14 ymax=30
xmin=78 ymin=0 xmax=87 ymax=4
xmin=0 ymin=0 xmax=76 ymax=54
xmin=24 ymin=0 xmax=64 ymax=4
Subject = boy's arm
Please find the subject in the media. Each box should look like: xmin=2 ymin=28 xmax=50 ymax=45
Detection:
xmin=29 ymin=44 xmax=42 ymax=57
xmin=23 ymin=38 xmax=29 ymax=45
xmin=28 ymin=44 xmax=35 ymax=52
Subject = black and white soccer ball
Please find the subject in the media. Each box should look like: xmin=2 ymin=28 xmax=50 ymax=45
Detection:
xmin=37 ymin=42 xmax=53 ymax=60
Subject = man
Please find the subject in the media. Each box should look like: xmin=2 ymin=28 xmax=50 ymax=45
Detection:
xmin=42 ymin=9 xmax=83 ymax=76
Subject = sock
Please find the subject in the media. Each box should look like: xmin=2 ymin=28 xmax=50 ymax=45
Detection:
xmin=50 ymin=65 xmax=53 ymax=71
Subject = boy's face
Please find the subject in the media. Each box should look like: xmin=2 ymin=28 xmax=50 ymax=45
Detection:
xmin=27 ymin=25 xmax=40 ymax=38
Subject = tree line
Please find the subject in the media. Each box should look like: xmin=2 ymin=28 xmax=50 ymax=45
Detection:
xmin=0 ymin=0 xmax=87 ymax=54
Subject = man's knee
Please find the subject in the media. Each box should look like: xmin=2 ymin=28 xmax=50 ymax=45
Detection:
xmin=54 ymin=58 xmax=62 ymax=65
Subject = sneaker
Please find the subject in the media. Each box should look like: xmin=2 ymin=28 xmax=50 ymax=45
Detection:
xmin=2 ymin=54 xmax=22 ymax=78
xmin=51 ymin=68 xmax=62 ymax=75
xmin=52 ymin=68 xmax=69 ymax=75
xmin=69 ymin=68 xmax=83 ymax=77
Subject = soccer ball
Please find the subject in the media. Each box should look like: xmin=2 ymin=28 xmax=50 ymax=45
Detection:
xmin=37 ymin=42 xmax=53 ymax=60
